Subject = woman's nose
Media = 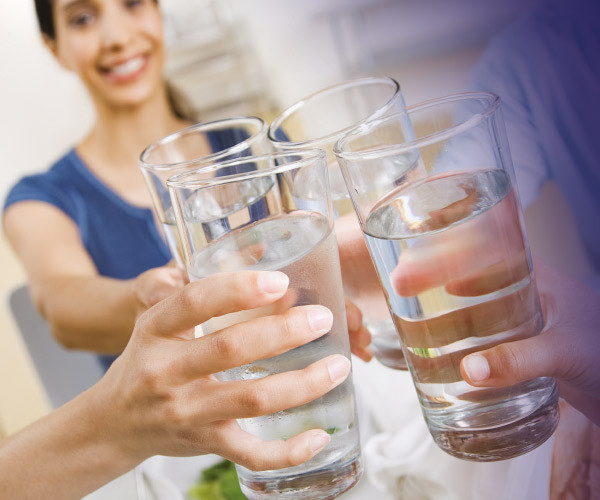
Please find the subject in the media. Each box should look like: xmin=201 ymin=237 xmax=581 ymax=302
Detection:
xmin=99 ymin=5 xmax=134 ymax=51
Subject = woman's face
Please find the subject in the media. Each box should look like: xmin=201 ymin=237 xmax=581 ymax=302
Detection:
xmin=50 ymin=0 xmax=165 ymax=110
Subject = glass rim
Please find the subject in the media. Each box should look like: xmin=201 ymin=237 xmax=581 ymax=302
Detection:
xmin=139 ymin=116 xmax=267 ymax=171
xmin=268 ymin=76 xmax=401 ymax=149
xmin=333 ymin=92 xmax=501 ymax=161
xmin=166 ymin=149 xmax=327 ymax=190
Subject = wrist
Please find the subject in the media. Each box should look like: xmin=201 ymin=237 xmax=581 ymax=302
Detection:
xmin=82 ymin=366 xmax=149 ymax=470
xmin=81 ymin=386 xmax=142 ymax=468
xmin=128 ymin=276 xmax=147 ymax=321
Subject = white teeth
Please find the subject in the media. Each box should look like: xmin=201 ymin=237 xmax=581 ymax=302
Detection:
xmin=110 ymin=57 xmax=145 ymax=76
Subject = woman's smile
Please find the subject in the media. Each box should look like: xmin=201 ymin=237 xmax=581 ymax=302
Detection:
xmin=99 ymin=53 xmax=150 ymax=84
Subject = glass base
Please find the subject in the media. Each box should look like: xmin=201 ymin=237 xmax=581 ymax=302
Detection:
xmin=367 ymin=320 xmax=407 ymax=370
xmin=238 ymin=454 xmax=362 ymax=500
xmin=372 ymin=345 xmax=407 ymax=370
xmin=429 ymin=384 xmax=559 ymax=461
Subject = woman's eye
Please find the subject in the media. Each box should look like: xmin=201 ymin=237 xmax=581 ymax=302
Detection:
xmin=124 ymin=0 xmax=144 ymax=9
xmin=69 ymin=11 xmax=95 ymax=27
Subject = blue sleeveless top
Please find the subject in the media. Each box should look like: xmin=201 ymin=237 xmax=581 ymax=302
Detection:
xmin=3 ymin=129 xmax=255 ymax=370
xmin=4 ymin=149 xmax=170 ymax=370
xmin=4 ymin=149 xmax=173 ymax=278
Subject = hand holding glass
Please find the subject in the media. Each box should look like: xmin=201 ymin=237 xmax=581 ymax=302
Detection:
xmin=334 ymin=93 xmax=559 ymax=461
xmin=167 ymin=151 xmax=362 ymax=499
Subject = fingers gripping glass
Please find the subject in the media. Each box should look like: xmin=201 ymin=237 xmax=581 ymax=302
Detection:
xmin=167 ymin=151 xmax=363 ymax=499
xmin=334 ymin=92 xmax=559 ymax=461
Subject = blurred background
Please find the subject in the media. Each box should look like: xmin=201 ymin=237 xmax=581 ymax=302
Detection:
xmin=0 ymin=0 xmax=545 ymax=437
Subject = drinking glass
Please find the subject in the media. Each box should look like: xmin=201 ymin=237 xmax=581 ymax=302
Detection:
xmin=269 ymin=77 xmax=408 ymax=370
xmin=139 ymin=117 xmax=268 ymax=267
xmin=167 ymin=150 xmax=362 ymax=499
xmin=334 ymin=92 xmax=559 ymax=461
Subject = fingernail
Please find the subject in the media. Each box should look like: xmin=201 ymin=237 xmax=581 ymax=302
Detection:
xmin=327 ymin=356 xmax=351 ymax=383
xmin=309 ymin=432 xmax=331 ymax=454
xmin=463 ymin=354 xmax=490 ymax=382
xmin=307 ymin=307 xmax=333 ymax=333
xmin=257 ymin=272 xmax=289 ymax=294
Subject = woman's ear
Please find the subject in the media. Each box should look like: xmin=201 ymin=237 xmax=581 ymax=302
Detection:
xmin=42 ymin=33 xmax=57 ymax=56
xmin=42 ymin=33 xmax=72 ymax=72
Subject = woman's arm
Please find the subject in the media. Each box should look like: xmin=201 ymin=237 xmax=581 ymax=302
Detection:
xmin=4 ymin=201 xmax=371 ymax=358
xmin=3 ymin=201 xmax=184 ymax=353
xmin=0 ymin=385 xmax=135 ymax=499
xmin=0 ymin=271 xmax=349 ymax=500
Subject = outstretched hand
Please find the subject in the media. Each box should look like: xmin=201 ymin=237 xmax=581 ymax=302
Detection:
xmin=0 ymin=270 xmax=354 ymax=500
xmin=461 ymin=259 xmax=600 ymax=425
xmin=95 ymin=270 xmax=352 ymax=470
xmin=346 ymin=297 xmax=373 ymax=362
xmin=390 ymin=192 xmax=600 ymax=423
xmin=336 ymin=180 xmax=600 ymax=424
xmin=131 ymin=264 xmax=187 ymax=314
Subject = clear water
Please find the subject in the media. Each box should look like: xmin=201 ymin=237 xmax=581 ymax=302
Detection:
xmin=326 ymin=157 xmax=407 ymax=369
xmin=363 ymin=169 xmax=556 ymax=438
xmin=183 ymin=175 xmax=274 ymax=222
xmin=161 ymin=220 xmax=184 ymax=268
xmin=188 ymin=212 xmax=361 ymax=487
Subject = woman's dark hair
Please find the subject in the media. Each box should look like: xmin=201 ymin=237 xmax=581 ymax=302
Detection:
xmin=32 ymin=0 xmax=195 ymax=121
xmin=34 ymin=0 xmax=160 ymax=40
xmin=34 ymin=0 xmax=55 ymax=39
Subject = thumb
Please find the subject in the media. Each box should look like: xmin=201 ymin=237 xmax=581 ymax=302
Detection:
xmin=135 ymin=267 xmax=186 ymax=308
xmin=460 ymin=332 xmax=563 ymax=387
xmin=145 ymin=281 xmax=180 ymax=307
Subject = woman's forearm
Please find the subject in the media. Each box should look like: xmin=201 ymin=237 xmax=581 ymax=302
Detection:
xmin=33 ymin=275 xmax=138 ymax=354
xmin=4 ymin=203 xmax=175 ymax=355
xmin=0 ymin=385 xmax=137 ymax=500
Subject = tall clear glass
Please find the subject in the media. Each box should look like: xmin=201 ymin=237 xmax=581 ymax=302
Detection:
xmin=139 ymin=117 xmax=268 ymax=267
xmin=334 ymin=93 xmax=559 ymax=461
xmin=167 ymin=151 xmax=362 ymax=499
xmin=269 ymin=77 xmax=408 ymax=370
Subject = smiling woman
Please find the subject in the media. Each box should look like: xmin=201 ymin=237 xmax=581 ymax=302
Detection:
xmin=49 ymin=0 xmax=166 ymax=109
xmin=38 ymin=0 xmax=190 ymax=117
xmin=1 ymin=0 xmax=199 ymax=371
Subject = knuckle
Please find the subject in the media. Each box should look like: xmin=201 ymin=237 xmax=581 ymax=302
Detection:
xmin=180 ymin=282 xmax=206 ymax=311
xmin=287 ymin=446 xmax=308 ymax=468
xmin=300 ymin=370 xmax=325 ymax=398
xmin=279 ymin=310 xmax=295 ymax=341
xmin=229 ymin=273 xmax=257 ymax=308
xmin=214 ymin=272 xmax=248 ymax=299
xmin=206 ymin=272 xmax=255 ymax=313
xmin=240 ymin=385 xmax=272 ymax=414
xmin=231 ymin=272 xmax=250 ymax=295
xmin=242 ymin=458 xmax=265 ymax=472
xmin=237 ymin=449 xmax=290 ymax=472
xmin=213 ymin=333 xmax=243 ymax=360
xmin=236 ymin=453 xmax=263 ymax=471
xmin=134 ymin=307 xmax=153 ymax=331
xmin=493 ymin=343 xmax=523 ymax=375
xmin=138 ymin=364 xmax=164 ymax=394
xmin=151 ymin=387 xmax=190 ymax=429
xmin=160 ymin=399 xmax=186 ymax=427
xmin=345 ymin=299 xmax=362 ymax=330
xmin=295 ymin=364 xmax=319 ymax=390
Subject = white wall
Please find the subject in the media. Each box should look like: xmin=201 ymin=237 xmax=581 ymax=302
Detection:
xmin=229 ymin=0 xmax=538 ymax=107
xmin=0 ymin=0 xmax=539 ymax=203
xmin=0 ymin=1 xmax=95 ymax=206
xmin=0 ymin=1 xmax=94 ymax=433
